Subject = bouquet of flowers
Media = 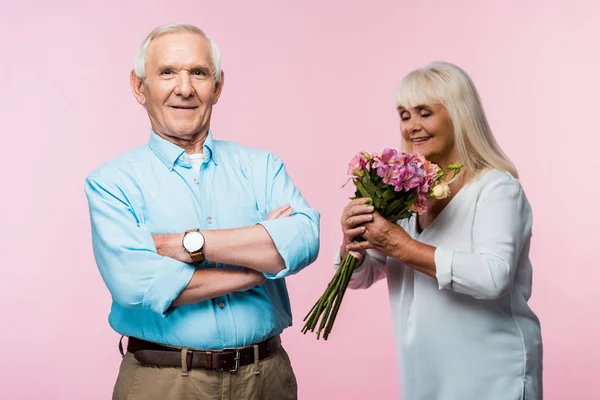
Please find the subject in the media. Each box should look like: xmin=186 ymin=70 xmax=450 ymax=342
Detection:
xmin=302 ymin=148 xmax=462 ymax=340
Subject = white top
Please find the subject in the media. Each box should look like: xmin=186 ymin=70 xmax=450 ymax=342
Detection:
xmin=188 ymin=152 xmax=206 ymax=175
xmin=334 ymin=169 xmax=542 ymax=400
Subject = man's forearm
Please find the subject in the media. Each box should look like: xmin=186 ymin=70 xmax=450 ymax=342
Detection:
xmin=172 ymin=267 xmax=266 ymax=307
xmin=203 ymin=225 xmax=286 ymax=273
xmin=155 ymin=224 xmax=286 ymax=275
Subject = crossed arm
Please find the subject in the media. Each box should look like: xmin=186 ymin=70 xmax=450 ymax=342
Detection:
xmin=85 ymin=157 xmax=320 ymax=316
xmin=155 ymin=205 xmax=294 ymax=307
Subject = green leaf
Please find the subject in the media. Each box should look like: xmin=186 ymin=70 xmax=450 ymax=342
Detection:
xmin=354 ymin=180 xmax=371 ymax=199
xmin=361 ymin=175 xmax=385 ymax=209
xmin=385 ymin=198 xmax=407 ymax=214
xmin=382 ymin=188 xmax=396 ymax=202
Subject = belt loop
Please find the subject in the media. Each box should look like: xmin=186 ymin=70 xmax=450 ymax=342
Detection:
xmin=118 ymin=335 xmax=125 ymax=358
xmin=252 ymin=344 xmax=261 ymax=375
xmin=180 ymin=347 xmax=191 ymax=377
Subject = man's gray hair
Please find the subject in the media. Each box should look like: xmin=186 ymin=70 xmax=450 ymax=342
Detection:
xmin=134 ymin=23 xmax=222 ymax=82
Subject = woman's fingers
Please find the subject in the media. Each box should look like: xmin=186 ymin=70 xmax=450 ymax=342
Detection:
xmin=343 ymin=201 xmax=374 ymax=220
xmin=342 ymin=198 xmax=371 ymax=215
xmin=343 ymin=226 xmax=366 ymax=239
xmin=347 ymin=250 xmax=364 ymax=260
xmin=350 ymin=204 xmax=375 ymax=217
xmin=352 ymin=198 xmax=372 ymax=205
xmin=344 ymin=213 xmax=374 ymax=229
xmin=346 ymin=240 xmax=370 ymax=253
xmin=341 ymin=198 xmax=374 ymax=241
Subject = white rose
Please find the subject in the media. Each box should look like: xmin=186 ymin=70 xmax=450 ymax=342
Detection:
xmin=431 ymin=183 xmax=451 ymax=199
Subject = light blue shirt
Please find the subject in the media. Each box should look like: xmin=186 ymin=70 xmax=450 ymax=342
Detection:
xmin=84 ymin=131 xmax=320 ymax=349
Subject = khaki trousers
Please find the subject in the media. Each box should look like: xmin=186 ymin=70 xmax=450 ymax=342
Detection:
xmin=112 ymin=347 xmax=298 ymax=400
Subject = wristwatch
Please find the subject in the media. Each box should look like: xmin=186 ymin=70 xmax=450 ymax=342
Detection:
xmin=182 ymin=229 xmax=205 ymax=263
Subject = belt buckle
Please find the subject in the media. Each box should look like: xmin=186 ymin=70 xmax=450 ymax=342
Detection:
xmin=223 ymin=348 xmax=241 ymax=373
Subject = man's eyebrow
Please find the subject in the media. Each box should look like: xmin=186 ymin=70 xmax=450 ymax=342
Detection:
xmin=155 ymin=64 xmax=211 ymax=71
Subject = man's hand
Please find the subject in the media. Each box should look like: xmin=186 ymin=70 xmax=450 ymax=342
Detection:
xmin=165 ymin=203 xmax=299 ymax=307
xmin=265 ymin=203 xmax=294 ymax=220
xmin=172 ymin=267 xmax=267 ymax=307
xmin=153 ymin=232 xmax=191 ymax=263
xmin=234 ymin=268 xmax=267 ymax=292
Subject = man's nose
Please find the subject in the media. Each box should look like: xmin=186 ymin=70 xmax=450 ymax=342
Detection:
xmin=175 ymin=72 xmax=194 ymax=98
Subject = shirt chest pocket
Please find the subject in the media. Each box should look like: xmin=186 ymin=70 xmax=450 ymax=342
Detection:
xmin=208 ymin=166 xmax=267 ymax=229
xmin=215 ymin=205 xmax=265 ymax=229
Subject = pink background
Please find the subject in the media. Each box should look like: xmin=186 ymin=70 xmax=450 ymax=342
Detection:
xmin=1 ymin=0 xmax=599 ymax=399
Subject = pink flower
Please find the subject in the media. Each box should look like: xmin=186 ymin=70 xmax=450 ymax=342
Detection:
xmin=347 ymin=152 xmax=369 ymax=176
xmin=413 ymin=154 xmax=441 ymax=182
xmin=401 ymin=154 xmax=445 ymax=196
xmin=410 ymin=194 xmax=429 ymax=214
xmin=348 ymin=148 xmax=453 ymax=216
xmin=373 ymin=149 xmax=406 ymax=187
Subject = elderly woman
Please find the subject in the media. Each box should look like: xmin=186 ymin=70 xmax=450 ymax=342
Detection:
xmin=337 ymin=62 xmax=542 ymax=400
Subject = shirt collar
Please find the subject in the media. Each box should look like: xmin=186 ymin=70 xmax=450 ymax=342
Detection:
xmin=203 ymin=130 xmax=218 ymax=166
xmin=148 ymin=130 xmax=218 ymax=170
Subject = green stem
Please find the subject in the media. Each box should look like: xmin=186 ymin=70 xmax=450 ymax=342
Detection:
xmin=315 ymin=277 xmax=343 ymax=335
xmin=316 ymin=290 xmax=338 ymax=339
xmin=323 ymin=255 xmax=358 ymax=339
xmin=312 ymin=270 xmax=342 ymax=323
xmin=302 ymin=265 xmax=343 ymax=332
xmin=303 ymin=252 xmax=359 ymax=339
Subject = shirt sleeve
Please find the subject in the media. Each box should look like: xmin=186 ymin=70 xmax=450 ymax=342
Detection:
xmin=84 ymin=172 xmax=195 ymax=316
xmin=333 ymin=247 xmax=388 ymax=290
xmin=257 ymin=154 xmax=320 ymax=279
xmin=435 ymin=173 xmax=532 ymax=299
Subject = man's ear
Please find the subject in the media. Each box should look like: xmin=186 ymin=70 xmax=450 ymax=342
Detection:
xmin=130 ymin=70 xmax=146 ymax=106
xmin=212 ymin=70 xmax=225 ymax=104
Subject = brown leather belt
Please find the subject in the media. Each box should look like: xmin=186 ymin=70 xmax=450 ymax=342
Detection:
xmin=127 ymin=335 xmax=281 ymax=372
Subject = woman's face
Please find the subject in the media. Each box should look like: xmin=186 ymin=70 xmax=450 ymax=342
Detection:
xmin=398 ymin=103 xmax=457 ymax=167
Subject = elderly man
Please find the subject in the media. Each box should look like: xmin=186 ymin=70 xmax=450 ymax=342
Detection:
xmin=84 ymin=23 xmax=320 ymax=400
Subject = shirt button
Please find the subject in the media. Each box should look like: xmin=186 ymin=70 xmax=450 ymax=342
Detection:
xmin=193 ymin=178 xmax=199 ymax=184
xmin=218 ymin=302 xmax=225 ymax=309
xmin=210 ymin=261 xmax=216 ymax=268
xmin=206 ymin=217 xmax=213 ymax=224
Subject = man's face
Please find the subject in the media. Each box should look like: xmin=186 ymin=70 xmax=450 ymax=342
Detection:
xmin=131 ymin=32 xmax=223 ymax=141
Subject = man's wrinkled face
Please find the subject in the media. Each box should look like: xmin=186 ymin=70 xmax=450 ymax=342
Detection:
xmin=131 ymin=32 xmax=223 ymax=141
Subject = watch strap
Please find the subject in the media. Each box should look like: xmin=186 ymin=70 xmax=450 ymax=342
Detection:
xmin=184 ymin=229 xmax=205 ymax=263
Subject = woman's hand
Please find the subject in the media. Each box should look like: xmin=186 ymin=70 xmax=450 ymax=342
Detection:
xmin=346 ymin=212 xmax=413 ymax=259
xmin=340 ymin=198 xmax=374 ymax=258
xmin=346 ymin=212 xmax=438 ymax=280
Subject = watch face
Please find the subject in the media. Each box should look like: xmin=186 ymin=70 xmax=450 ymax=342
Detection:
xmin=183 ymin=231 xmax=204 ymax=252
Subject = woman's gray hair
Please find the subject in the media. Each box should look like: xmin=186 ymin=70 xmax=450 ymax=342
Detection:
xmin=134 ymin=23 xmax=222 ymax=82
xmin=395 ymin=61 xmax=517 ymax=180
